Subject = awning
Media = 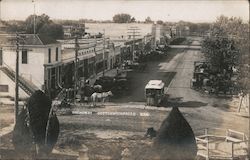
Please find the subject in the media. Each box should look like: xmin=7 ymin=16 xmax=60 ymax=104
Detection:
xmin=62 ymin=52 xmax=95 ymax=64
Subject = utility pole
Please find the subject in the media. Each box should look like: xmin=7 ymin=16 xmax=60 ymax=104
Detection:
xmin=32 ymin=0 xmax=36 ymax=35
xmin=15 ymin=33 xmax=20 ymax=123
xmin=127 ymin=27 xmax=140 ymax=62
xmin=74 ymin=36 xmax=79 ymax=103
xmin=94 ymin=35 xmax=97 ymax=77
xmin=0 ymin=0 xmax=2 ymax=21
xmin=248 ymin=39 xmax=250 ymax=158
xmin=103 ymin=29 xmax=105 ymax=76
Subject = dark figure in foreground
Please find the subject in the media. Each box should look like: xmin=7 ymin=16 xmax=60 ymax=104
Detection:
xmin=145 ymin=127 xmax=157 ymax=139
xmin=154 ymin=107 xmax=197 ymax=160
xmin=13 ymin=90 xmax=59 ymax=156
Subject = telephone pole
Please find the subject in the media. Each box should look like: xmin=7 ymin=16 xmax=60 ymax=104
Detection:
xmin=32 ymin=0 xmax=36 ymax=35
xmin=127 ymin=26 xmax=140 ymax=62
xmin=15 ymin=33 xmax=20 ymax=123
xmin=102 ymin=29 xmax=105 ymax=76
xmin=0 ymin=0 xmax=2 ymax=21
xmin=74 ymin=36 xmax=79 ymax=103
xmin=248 ymin=39 xmax=250 ymax=158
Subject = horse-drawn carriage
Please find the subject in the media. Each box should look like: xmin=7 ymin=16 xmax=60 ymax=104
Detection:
xmin=191 ymin=61 xmax=239 ymax=95
xmin=145 ymin=80 xmax=165 ymax=106
xmin=94 ymin=75 xmax=129 ymax=96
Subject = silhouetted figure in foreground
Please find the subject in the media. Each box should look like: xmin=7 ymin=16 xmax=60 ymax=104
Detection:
xmin=13 ymin=90 xmax=59 ymax=156
xmin=154 ymin=107 xmax=197 ymax=160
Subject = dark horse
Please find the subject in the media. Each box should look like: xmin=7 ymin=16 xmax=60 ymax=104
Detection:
xmin=12 ymin=90 xmax=59 ymax=156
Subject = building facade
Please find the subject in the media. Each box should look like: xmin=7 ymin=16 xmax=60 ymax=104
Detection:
xmin=0 ymin=34 xmax=62 ymax=99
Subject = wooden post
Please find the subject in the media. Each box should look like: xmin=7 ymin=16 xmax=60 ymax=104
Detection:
xmin=231 ymin=142 xmax=234 ymax=159
xmin=103 ymin=29 xmax=105 ymax=76
xmin=74 ymin=36 xmax=79 ymax=104
xmin=32 ymin=0 xmax=36 ymax=35
xmin=205 ymin=128 xmax=208 ymax=136
xmin=15 ymin=33 xmax=19 ymax=124
xmin=0 ymin=0 xmax=2 ymax=21
xmin=78 ymin=145 xmax=89 ymax=160
xmin=237 ymin=94 xmax=244 ymax=112
xmin=248 ymin=37 xmax=250 ymax=159
xmin=207 ymin=135 xmax=209 ymax=160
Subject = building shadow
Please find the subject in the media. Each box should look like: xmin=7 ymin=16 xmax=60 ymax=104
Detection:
xmin=160 ymin=95 xmax=208 ymax=108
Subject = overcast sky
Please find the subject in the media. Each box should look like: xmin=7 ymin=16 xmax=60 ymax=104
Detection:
xmin=1 ymin=0 xmax=249 ymax=22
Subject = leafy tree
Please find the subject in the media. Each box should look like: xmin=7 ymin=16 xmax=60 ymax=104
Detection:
xmin=145 ymin=17 xmax=153 ymax=23
xmin=156 ymin=20 xmax=164 ymax=25
xmin=131 ymin=17 xmax=136 ymax=23
xmin=202 ymin=15 xmax=249 ymax=91
xmin=113 ymin=13 xmax=131 ymax=23
xmin=39 ymin=23 xmax=64 ymax=39
xmin=202 ymin=37 xmax=239 ymax=73
xmin=25 ymin=14 xmax=63 ymax=40
xmin=25 ymin=14 xmax=51 ymax=33
xmin=4 ymin=20 xmax=26 ymax=33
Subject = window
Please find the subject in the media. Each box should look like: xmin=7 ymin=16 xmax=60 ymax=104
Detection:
xmin=56 ymin=47 xmax=59 ymax=61
xmin=22 ymin=50 xmax=28 ymax=64
xmin=0 ymin=85 xmax=8 ymax=92
xmin=48 ymin=48 xmax=51 ymax=63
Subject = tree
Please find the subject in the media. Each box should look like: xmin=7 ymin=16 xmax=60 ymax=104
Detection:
xmin=156 ymin=20 xmax=164 ymax=25
xmin=130 ymin=17 xmax=136 ymax=23
xmin=25 ymin=14 xmax=51 ymax=34
xmin=202 ymin=15 xmax=249 ymax=91
xmin=202 ymin=37 xmax=239 ymax=73
xmin=39 ymin=23 xmax=64 ymax=39
xmin=145 ymin=16 xmax=153 ymax=23
xmin=25 ymin=14 xmax=63 ymax=40
xmin=113 ymin=13 xmax=131 ymax=23
xmin=5 ymin=20 xmax=26 ymax=33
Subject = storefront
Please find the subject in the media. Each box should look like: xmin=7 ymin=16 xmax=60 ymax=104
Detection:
xmin=44 ymin=62 xmax=62 ymax=98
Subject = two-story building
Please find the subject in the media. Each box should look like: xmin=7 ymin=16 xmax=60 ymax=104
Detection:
xmin=60 ymin=37 xmax=112 ymax=89
xmin=0 ymin=34 xmax=62 ymax=100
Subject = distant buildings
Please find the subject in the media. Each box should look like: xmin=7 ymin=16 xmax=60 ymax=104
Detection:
xmin=0 ymin=21 xmax=7 ymax=34
xmin=152 ymin=23 xmax=190 ymax=46
xmin=63 ymin=24 xmax=86 ymax=39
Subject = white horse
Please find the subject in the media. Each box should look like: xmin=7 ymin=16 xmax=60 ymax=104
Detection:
xmin=90 ymin=91 xmax=113 ymax=107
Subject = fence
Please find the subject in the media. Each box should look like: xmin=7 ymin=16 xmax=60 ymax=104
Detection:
xmin=196 ymin=128 xmax=248 ymax=160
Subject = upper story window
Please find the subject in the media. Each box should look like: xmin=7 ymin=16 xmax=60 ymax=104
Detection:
xmin=56 ymin=47 xmax=59 ymax=61
xmin=22 ymin=50 xmax=28 ymax=64
xmin=48 ymin=48 xmax=51 ymax=63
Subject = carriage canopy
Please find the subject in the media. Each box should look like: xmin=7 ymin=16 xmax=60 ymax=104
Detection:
xmin=145 ymin=80 xmax=165 ymax=90
xmin=145 ymin=80 xmax=165 ymax=106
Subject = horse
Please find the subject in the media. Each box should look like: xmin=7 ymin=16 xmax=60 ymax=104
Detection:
xmin=90 ymin=91 xmax=113 ymax=107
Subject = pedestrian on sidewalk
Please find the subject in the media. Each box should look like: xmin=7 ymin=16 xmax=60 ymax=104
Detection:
xmin=116 ymin=66 xmax=119 ymax=74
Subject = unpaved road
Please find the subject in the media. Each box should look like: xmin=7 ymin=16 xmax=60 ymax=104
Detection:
xmin=0 ymin=37 xmax=248 ymax=159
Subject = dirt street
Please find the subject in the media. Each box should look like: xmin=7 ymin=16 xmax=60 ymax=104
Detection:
xmin=0 ymin=37 xmax=248 ymax=159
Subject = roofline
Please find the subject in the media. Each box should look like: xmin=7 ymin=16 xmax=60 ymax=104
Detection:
xmin=36 ymin=34 xmax=45 ymax=45
xmin=0 ymin=44 xmax=60 ymax=49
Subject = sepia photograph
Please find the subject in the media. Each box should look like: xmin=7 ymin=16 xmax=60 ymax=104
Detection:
xmin=0 ymin=0 xmax=249 ymax=159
